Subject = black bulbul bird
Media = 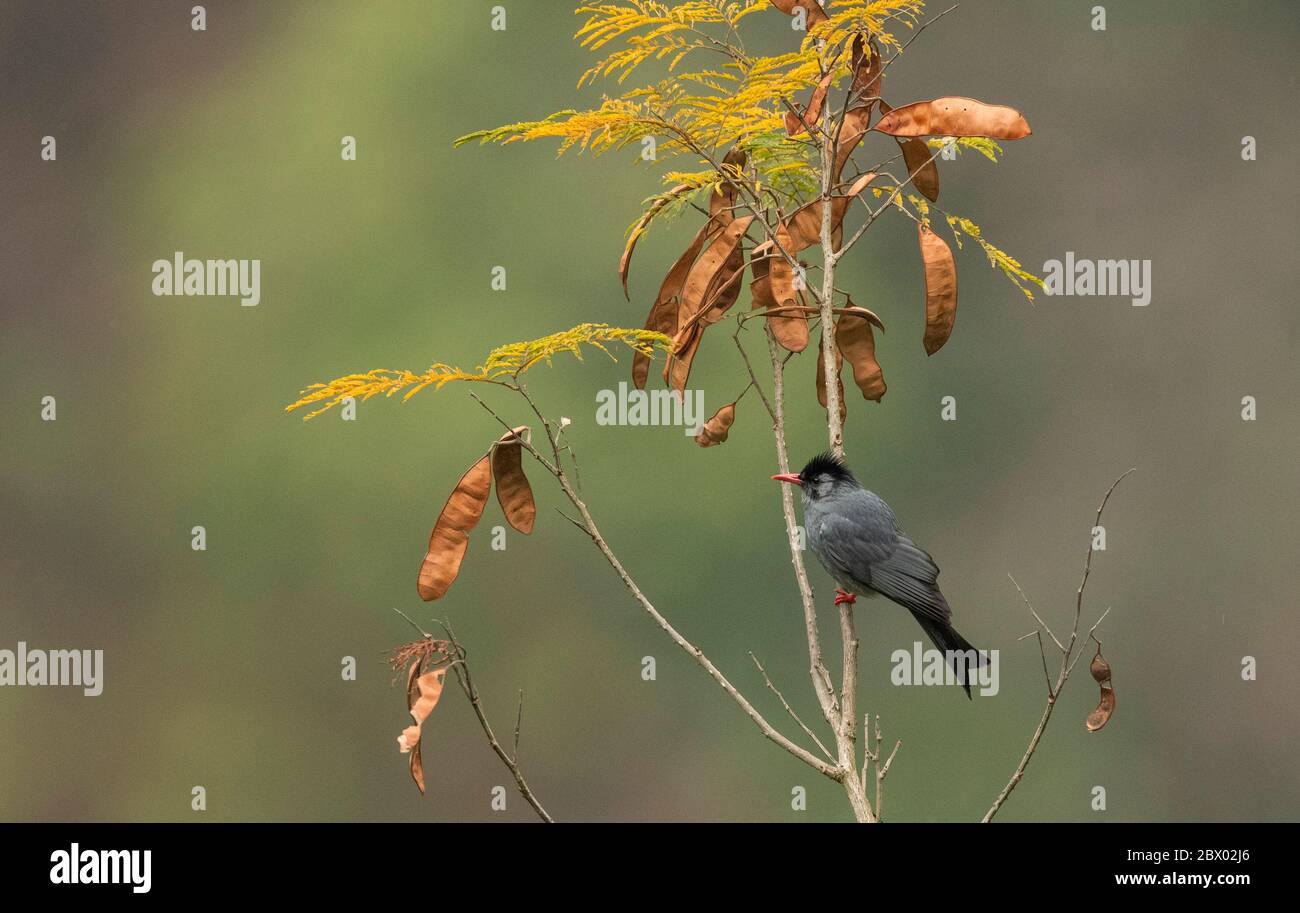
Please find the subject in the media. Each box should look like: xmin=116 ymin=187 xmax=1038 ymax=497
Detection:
xmin=773 ymin=452 xmax=986 ymax=697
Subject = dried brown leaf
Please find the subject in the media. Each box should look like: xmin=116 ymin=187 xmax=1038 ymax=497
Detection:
xmin=397 ymin=667 xmax=448 ymax=794
xmin=410 ymin=669 xmax=447 ymax=727
xmin=402 ymin=659 xmax=426 ymax=792
xmin=694 ymin=402 xmax=735 ymax=447
xmin=406 ymin=732 xmax=425 ymax=793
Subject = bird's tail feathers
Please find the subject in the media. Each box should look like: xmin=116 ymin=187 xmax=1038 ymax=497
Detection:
xmin=916 ymin=617 xmax=987 ymax=699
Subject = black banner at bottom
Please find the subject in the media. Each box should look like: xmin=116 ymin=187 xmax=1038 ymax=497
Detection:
xmin=0 ymin=822 xmax=1276 ymax=897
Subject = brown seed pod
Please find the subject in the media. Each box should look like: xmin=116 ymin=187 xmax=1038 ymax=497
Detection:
xmin=491 ymin=427 xmax=535 ymax=535
xmin=750 ymin=243 xmax=808 ymax=352
xmin=694 ymin=402 xmax=736 ymax=447
xmin=711 ymin=146 xmax=748 ymax=221
xmin=664 ymin=323 xmax=702 ymax=394
xmin=679 ymin=215 xmax=755 ymax=329
xmin=878 ymin=100 xmax=939 ymax=202
xmin=634 ymin=221 xmax=716 ymax=389
xmin=700 ymin=242 xmax=748 ymax=325
xmin=873 ymin=96 xmax=1031 ymax=140
xmin=768 ymin=0 xmax=829 ymax=26
xmin=1085 ymin=645 xmax=1116 ymax=733
xmin=785 ymin=171 xmax=880 ymax=252
xmin=416 ymin=454 xmax=492 ymax=601
xmin=825 ymin=40 xmax=884 ymax=183
xmin=834 ymin=309 xmax=886 ymax=402
xmin=763 ymin=228 xmax=810 ymax=353
xmin=833 ymin=105 xmax=872 ymax=181
xmin=785 ymin=68 xmax=836 ymax=136
xmin=815 ymin=332 xmax=847 ymax=423
xmin=917 ymin=223 xmax=958 ymax=355
xmin=849 ymin=36 xmax=882 ymax=103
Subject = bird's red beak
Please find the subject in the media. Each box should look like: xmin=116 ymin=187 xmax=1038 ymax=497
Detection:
xmin=771 ymin=473 xmax=802 ymax=485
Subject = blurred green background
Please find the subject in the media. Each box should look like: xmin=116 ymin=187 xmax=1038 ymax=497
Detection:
xmin=2 ymin=0 xmax=1297 ymax=822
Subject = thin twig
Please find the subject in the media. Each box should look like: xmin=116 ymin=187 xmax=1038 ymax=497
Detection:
xmin=428 ymin=621 xmax=551 ymax=821
xmin=1009 ymin=573 xmax=1065 ymax=653
xmin=513 ymin=690 xmax=524 ymax=761
xmin=751 ymin=653 xmax=835 ymax=761
xmin=732 ymin=323 xmax=776 ymax=422
xmin=876 ymin=738 xmax=901 ymax=821
xmin=438 ymin=620 xmax=553 ymax=823
xmin=393 ymin=607 xmax=431 ymax=639
xmin=1031 ymin=629 xmax=1053 ymax=697
xmin=982 ymin=470 xmax=1135 ymax=822
xmin=474 ymin=383 xmax=840 ymax=780
xmin=554 ymin=506 xmax=592 ymax=538
xmin=1068 ymin=607 xmax=1112 ymax=677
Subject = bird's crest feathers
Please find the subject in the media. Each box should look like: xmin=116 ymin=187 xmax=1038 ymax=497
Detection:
xmin=800 ymin=452 xmax=856 ymax=485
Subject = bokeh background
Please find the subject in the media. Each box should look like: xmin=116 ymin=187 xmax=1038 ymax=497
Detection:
xmin=2 ymin=0 xmax=1297 ymax=822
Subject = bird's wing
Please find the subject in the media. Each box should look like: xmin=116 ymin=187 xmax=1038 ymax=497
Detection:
xmin=811 ymin=499 xmax=897 ymax=592
xmin=865 ymin=534 xmax=952 ymax=625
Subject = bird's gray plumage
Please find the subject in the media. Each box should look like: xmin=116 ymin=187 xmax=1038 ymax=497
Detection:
xmin=794 ymin=452 xmax=981 ymax=696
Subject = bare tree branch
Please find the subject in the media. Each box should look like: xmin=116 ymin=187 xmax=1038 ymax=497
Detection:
xmin=415 ymin=619 xmax=555 ymax=823
xmin=982 ymin=469 xmax=1136 ymax=822
xmin=468 ymin=387 xmax=841 ymax=780
xmin=751 ymin=652 xmax=835 ymax=761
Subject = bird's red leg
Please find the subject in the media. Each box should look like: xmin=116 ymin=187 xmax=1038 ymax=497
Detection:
xmin=834 ymin=588 xmax=857 ymax=606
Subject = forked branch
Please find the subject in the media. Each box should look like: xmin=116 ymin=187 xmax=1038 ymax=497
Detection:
xmin=982 ymin=469 xmax=1136 ymax=822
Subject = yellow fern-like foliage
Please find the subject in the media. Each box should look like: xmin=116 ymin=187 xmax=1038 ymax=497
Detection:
xmin=699 ymin=52 xmax=830 ymax=145
xmin=944 ymin=214 xmax=1045 ymax=301
xmin=457 ymin=3 xmax=834 ymax=171
xmin=926 ymin=136 xmax=1003 ymax=162
xmin=454 ymin=101 xmax=666 ymax=156
xmin=286 ymin=324 xmax=673 ymax=420
xmin=576 ymin=1 xmax=768 ymax=86
xmin=454 ymin=1 xmax=936 ymax=217
xmin=810 ymin=0 xmax=927 ymax=52
xmin=631 ymin=170 xmax=720 ymax=234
